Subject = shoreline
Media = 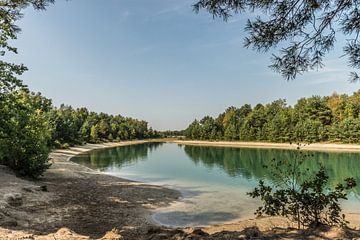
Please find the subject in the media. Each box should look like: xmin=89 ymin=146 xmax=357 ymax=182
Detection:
xmin=169 ymin=139 xmax=360 ymax=152
xmin=52 ymin=140 xmax=178 ymax=225
xmin=50 ymin=141 xmax=292 ymax=232
xmin=0 ymin=140 xmax=181 ymax=239
xmin=52 ymin=139 xmax=162 ymax=159
xmin=1 ymin=139 xmax=360 ymax=239
xmin=59 ymin=141 xmax=296 ymax=230
xmin=57 ymin=139 xmax=360 ymax=229
xmin=51 ymin=140 xmax=184 ymax=227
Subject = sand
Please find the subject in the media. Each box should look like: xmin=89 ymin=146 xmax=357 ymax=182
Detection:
xmin=0 ymin=141 xmax=180 ymax=239
xmin=171 ymin=139 xmax=360 ymax=152
xmin=1 ymin=139 xmax=360 ymax=239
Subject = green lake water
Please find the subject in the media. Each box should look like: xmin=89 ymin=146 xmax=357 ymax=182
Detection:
xmin=71 ymin=142 xmax=360 ymax=227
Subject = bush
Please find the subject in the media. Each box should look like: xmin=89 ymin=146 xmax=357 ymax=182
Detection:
xmin=247 ymin=147 xmax=356 ymax=229
xmin=0 ymin=91 xmax=52 ymax=178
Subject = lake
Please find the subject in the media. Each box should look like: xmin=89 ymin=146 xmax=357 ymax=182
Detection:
xmin=71 ymin=142 xmax=360 ymax=227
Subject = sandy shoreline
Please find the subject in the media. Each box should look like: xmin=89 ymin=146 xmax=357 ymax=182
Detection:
xmin=0 ymin=140 xmax=181 ymax=239
xmin=1 ymin=139 xmax=360 ymax=239
xmin=170 ymin=139 xmax=360 ymax=152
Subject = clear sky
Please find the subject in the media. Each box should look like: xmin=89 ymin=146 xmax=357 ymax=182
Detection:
xmin=6 ymin=0 xmax=359 ymax=130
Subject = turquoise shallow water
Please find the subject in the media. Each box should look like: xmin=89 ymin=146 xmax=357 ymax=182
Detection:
xmin=71 ymin=142 xmax=360 ymax=227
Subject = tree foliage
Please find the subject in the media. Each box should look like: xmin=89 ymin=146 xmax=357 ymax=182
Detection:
xmin=49 ymin=105 xmax=158 ymax=148
xmin=0 ymin=91 xmax=52 ymax=178
xmin=185 ymin=91 xmax=360 ymax=143
xmin=194 ymin=0 xmax=360 ymax=81
xmin=0 ymin=0 xmax=55 ymax=178
xmin=0 ymin=0 xmax=54 ymax=91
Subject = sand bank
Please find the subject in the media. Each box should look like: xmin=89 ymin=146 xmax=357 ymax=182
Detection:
xmin=171 ymin=140 xmax=360 ymax=152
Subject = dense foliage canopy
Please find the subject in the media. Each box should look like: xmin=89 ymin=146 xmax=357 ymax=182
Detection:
xmin=185 ymin=91 xmax=360 ymax=143
xmin=49 ymin=104 xmax=158 ymax=148
xmin=0 ymin=90 xmax=52 ymax=177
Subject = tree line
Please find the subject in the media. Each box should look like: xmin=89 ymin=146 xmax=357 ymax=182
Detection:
xmin=49 ymin=103 xmax=158 ymax=148
xmin=185 ymin=91 xmax=360 ymax=143
xmin=0 ymin=88 xmax=158 ymax=178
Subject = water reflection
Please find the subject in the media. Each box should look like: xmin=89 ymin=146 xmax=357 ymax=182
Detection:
xmin=73 ymin=142 xmax=164 ymax=170
xmin=183 ymin=145 xmax=360 ymax=194
xmin=71 ymin=142 xmax=360 ymax=226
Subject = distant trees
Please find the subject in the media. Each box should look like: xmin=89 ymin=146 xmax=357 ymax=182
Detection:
xmin=49 ymin=105 xmax=157 ymax=149
xmin=185 ymin=91 xmax=360 ymax=144
xmin=157 ymin=130 xmax=185 ymax=138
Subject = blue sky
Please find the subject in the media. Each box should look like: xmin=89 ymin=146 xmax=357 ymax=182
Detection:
xmin=7 ymin=0 xmax=359 ymax=130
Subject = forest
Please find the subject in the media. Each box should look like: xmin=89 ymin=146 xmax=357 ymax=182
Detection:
xmin=185 ymin=92 xmax=360 ymax=143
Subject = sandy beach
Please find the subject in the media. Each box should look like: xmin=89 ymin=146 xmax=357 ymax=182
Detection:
xmin=0 ymin=141 xmax=180 ymax=239
xmin=171 ymin=139 xmax=360 ymax=152
xmin=1 ymin=140 xmax=360 ymax=239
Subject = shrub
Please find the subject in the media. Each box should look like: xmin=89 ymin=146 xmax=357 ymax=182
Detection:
xmin=0 ymin=91 xmax=51 ymax=178
xmin=247 ymin=147 xmax=356 ymax=229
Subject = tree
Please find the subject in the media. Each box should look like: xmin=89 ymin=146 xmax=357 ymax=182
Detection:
xmin=194 ymin=0 xmax=360 ymax=81
xmin=90 ymin=125 xmax=99 ymax=143
xmin=0 ymin=1 xmax=55 ymax=177
xmin=0 ymin=91 xmax=52 ymax=178
xmin=222 ymin=107 xmax=240 ymax=140
xmin=199 ymin=116 xmax=216 ymax=140
xmin=263 ymin=107 xmax=294 ymax=142
xmin=185 ymin=120 xmax=202 ymax=139
xmin=333 ymin=117 xmax=360 ymax=143
xmin=327 ymin=93 xmax=347 ymax=123
xmin=49 ymin=105 xmax=82 ymax=147
xmin=240 ymin=104 xmax=267 ymax=140
xmin=98 ymin=118 xmax=110 ymax=139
